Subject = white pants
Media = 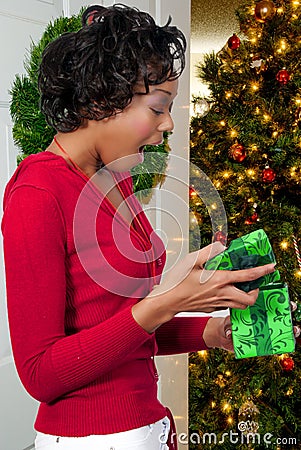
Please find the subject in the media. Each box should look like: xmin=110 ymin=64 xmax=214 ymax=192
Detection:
xmin=34 ymin=416 xmax=170 ymax=450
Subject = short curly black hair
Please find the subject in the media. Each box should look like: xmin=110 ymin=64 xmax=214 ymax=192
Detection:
xmin=38 ymin=3 xmax=186 ymax=132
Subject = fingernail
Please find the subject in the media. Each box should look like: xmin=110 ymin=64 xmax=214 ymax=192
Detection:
xmin=291 ymin=301 xmax=297 ymax=312
xmin=294 ymin=326 xmax=301 ymax=338
xmin=225 ymin=328 xmax=232 ymax=338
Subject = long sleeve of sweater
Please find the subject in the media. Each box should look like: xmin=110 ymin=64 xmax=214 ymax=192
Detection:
xmin=155 ymin=316 xmax=210 ymax=355
xmin=2 ymin=186 xmax=154 ymax=404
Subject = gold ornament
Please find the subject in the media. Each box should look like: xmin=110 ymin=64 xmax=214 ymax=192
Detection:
xmin=255 ymin=1 xmax=276 ymax=23
xmin=238 ymin=400 xmax=259 ymax=435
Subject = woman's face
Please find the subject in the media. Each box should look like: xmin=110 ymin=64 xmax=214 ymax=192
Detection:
xmin=95 ymin=78 xmax=178 ymax=171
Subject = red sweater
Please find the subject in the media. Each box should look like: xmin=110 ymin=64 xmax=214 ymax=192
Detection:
xmin=2 ymin=152 xmax=210 ymax=436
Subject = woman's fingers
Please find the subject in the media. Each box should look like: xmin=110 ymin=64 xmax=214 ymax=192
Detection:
xmin=191 ymin=242 xmax=226 ymax=268
xmin=227 ymin=263 xmax=276 ymax=283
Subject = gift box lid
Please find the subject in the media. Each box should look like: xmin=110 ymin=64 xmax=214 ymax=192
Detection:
xmin=204 ymin=229 xmax=280 ymax=291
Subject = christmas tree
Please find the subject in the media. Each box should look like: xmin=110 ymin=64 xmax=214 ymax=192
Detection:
xmin=189 ymin=1 xmax=301 ymax=448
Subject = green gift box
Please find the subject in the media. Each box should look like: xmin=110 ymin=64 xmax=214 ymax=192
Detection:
xmin=231 ymin=283 xmax=295 ymax=358
xmin=204 ymin=229 xmax=280 ymax=292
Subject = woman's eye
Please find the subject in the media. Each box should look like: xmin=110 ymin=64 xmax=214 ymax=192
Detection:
xmin=150 ymin=108 xmax=164 ymax=116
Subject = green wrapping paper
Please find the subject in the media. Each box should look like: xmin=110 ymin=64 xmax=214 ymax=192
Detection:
xmin=231 ymin=283 xmax=295 ymax=358
xmin=204 ymin=229 xmax=280 ymax=292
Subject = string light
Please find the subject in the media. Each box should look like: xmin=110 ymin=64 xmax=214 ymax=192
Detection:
xmin=211 ymin=401 xmax=216 ymax=408
xmin=230 ymin=129 xmax=238 ymax=138
xmin=198 ymin=350 xmax=208 ymax=358
xmin=223 ymin=402 xmax=231 ymax=412
xmin=220 ymin=120 xmax=226 ymax=126
xmin=246 ymin=169 xmax=256 ymax=177
xmin=251 ymin=82 xmax=259 ymax=91
xmin=223 ymin=171 xmax=231 ymax=179
xmin=280 ymin=240 xmax=289 ymax=250
xmin=227 ymin=417 xmax=234 ymax=424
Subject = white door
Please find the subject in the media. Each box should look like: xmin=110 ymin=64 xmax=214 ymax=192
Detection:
xmin=0 ymin=1 xmax=190 ymax=449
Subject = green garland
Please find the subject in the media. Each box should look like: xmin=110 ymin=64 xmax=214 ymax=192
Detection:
xmin=9 ymin=11 xmax=169 ymax=202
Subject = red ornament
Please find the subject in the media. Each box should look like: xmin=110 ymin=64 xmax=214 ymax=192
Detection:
xmin=276 ymin=69 xmax=291 ymax=85
xmin=245 ymin=212 xmax=259 ymax=225
xmin=213 ymin=231 xmax=227 ymax=246
xmin=227 ymin=34 xmax=241 ymax=50
xmin=229 ymin=143 xmax=246 ymax=162
xmin=262 ymin=167 xmax=276 ymax=183
xmin=189 ymin=187 xmax=197 ymax=198
xmin=280 ymin=356 xmax=294 ymax=372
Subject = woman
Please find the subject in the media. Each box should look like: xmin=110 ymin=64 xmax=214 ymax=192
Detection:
xmin=2 ymin=4 xmax=277 ymax=450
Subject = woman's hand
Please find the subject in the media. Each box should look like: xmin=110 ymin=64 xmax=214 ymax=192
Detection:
xmin=132 ymin=242 xmax=276 ymax=333
xmin=203 ymin=316 xmax=233 ymax=352
xmin=149 ymin=242 xmax=276 ymax=315
xmin=203 ymin=304 xmax=301 ymax=354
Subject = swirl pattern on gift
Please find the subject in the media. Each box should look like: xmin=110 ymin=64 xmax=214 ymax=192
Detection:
xmin=231 ymin=284 xmax=295 ymax=358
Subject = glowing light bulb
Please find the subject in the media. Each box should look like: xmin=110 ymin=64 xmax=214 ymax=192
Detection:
xmin=280 ymin=241 xmax=288 ymax=250
xmin=220 ymin=120 xmax=226 ymax=126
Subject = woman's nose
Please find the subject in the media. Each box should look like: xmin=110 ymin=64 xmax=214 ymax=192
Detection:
xmin=158 ymin=114 xmax=174 ymax=132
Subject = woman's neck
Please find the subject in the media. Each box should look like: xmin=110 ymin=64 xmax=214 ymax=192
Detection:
xmin=46 ymin=130 xmax=101 ymax=178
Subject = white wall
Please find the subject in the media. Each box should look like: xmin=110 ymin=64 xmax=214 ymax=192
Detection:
xmin=0 ymin=1 xmax=191 ymax=449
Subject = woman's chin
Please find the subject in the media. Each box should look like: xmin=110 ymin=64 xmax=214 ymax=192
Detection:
xmin=107 ymin=152 xmax=144 ymax=172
